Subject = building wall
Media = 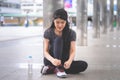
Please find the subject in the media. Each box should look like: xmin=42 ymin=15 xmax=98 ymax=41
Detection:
xmin=0 ymin=0 xmax=21 ymax=14
xmin=21 ymin=0 xmax=43 ymax=17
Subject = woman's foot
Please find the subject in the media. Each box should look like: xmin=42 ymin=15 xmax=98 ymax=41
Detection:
xmin=54 ymin=66 xmax=67 ymax=78
xmin=41 ymin=65 xmax=55 ymax=75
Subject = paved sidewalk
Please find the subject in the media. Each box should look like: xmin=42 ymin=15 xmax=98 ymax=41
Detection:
xmin=0 ymin=26 xmax=43 ymax=41
xmin=0 ymin=26 xmax=120 ymax=80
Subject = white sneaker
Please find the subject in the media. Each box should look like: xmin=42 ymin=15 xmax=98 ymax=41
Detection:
xmin=55 ymin=67 xmax=67 ymax=78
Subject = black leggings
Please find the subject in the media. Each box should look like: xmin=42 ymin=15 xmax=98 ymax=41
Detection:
xmin=44 ymin=36 xmax=88 ymax=74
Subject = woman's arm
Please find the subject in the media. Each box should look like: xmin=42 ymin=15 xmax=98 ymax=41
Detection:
xmin=68 ymin=41 xmax=76 ymax=62
xmin=64 ymin=41 xmax=76 ymax=69
xmin=44 ymin=38 xmax=54 ymax=62
xmin=44 ymin=38 xmax=61 ymax=66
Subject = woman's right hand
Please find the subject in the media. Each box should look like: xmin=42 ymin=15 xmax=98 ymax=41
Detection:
xmin=51 ymin=58 xmax=61 ymax=66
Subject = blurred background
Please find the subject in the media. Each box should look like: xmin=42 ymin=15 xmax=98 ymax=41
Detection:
xmin=0 ymin=0 xmax=120 ymax=80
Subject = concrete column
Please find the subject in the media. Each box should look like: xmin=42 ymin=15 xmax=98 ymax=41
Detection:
xmin=99 ymin=0 xmax=103 ymax=27
xmin=109 ymin=0 xmax=114 ymax=31
xmin=117 ymin=0 xmax=120 ymax=30
xmin=101 ymin=0 xmax=111 ymax=34
xmin=100 ymin=0 xmax=105 ymax=34
xmin=76 ymin=0 xmax=88 ymax=46
xmin=93 ymin=0 xmax=100 ymax=38
xmin=107 ymin=0 xmax=112 ymax=32
xmin=43 ymin=0 xmax=64 ymax=30
xmin=103 ymin=0 xmax=112 ymax=34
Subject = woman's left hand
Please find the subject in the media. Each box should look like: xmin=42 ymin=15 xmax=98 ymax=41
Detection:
xmin=64 ymin=60 xmax=72 ymax=69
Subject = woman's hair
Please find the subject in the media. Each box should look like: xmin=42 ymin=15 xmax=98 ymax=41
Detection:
xmin=50 ymin=8 xmax=71 ymax=52
xmin=50 ymin=8 xmax=69 ymax=30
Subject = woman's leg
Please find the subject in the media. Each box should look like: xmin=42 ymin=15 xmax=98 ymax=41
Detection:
xmin=53 ymin=37 xmax=67 ymax=77
xmin=43 ymin=36 xmax=63 ymax=66
xmin=53 ymin=36 xmax=63 ymax=59
xmin=65 ymin=61 xmax=88 ymax=74
xmin=42 ymin=37 xmax=63 ymax=75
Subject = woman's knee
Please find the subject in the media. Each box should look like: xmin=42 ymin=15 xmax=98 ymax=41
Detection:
xmin=67 ymin=61 xmax=88 ymax=74
xmin=79 ymin=61 xmax=88 ymax=72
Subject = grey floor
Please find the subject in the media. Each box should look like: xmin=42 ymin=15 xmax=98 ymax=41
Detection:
xmin=0 ymin=27 xmax=120 ymax=80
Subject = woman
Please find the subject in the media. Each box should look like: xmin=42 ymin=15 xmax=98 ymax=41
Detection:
xmin=41 ymin=8 xmax=88 ymax=78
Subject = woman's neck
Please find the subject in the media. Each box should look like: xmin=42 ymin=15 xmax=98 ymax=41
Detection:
xmin=54 ymin=29 xmax=62 ymax=36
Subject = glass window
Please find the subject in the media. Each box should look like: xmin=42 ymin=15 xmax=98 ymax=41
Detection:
xmin=0 ymin=2 xmax=20 ymax=9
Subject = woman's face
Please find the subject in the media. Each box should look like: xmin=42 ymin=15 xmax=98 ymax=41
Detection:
xmin=54 ymin=18 xmax=66 ymax=32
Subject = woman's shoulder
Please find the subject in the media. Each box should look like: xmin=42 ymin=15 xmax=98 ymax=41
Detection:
xmin=69 ymin=29 xmax=76 ymax=34
xmin=69 ymin=29 xmax=76 ymax=41
xmin=44 ymin=28 xmax=53 ymax=33
xmin=44 ymin=28 xmax=54 ymax=39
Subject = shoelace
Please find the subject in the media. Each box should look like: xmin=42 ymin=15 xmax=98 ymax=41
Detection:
xmin=55 ymin=67 xmax=65 ymax=72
